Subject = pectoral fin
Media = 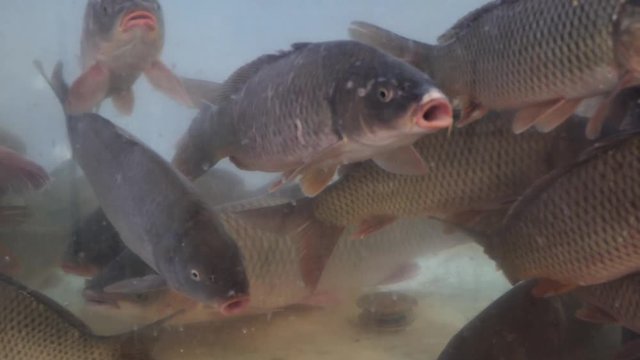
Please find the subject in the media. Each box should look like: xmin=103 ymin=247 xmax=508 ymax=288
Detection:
xmin=103 ymin=274 xmax=167 ymax=295
xmin=299 ymin=164 xmax=339 ymax=197
xmin=352 ymin=214 xmax=397 ymax=239
xmin=66 ymin=62 xmax=110 ymax=115
xmin=372 ymin=145 xmax=428 ymax=175
xmin=111 ymin=89 xmax=135 ymax=116
xmin=144 ymin=61 xmax=194 ymax=108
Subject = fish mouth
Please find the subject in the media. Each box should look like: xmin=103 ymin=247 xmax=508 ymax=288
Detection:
xmin=219 ymin=295 xmax=250 ymax=316
xmin=413 ymin=91 xmax=453 ymax=133
xmin=120 ymin=11 xmax=157 ymax=32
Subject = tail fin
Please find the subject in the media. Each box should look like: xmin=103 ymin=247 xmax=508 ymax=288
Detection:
xmin=172 ymin=105 xmax=235 ymax=181
xmin=179 ymin=77 xmax=224 ymax=109
xmin=231 ymin=199 xmax=344 ymax=291
xmin=34 ymin=60 xmax=68 ymax=106
xmin=349 ymin=21 xmax=435 ymax=73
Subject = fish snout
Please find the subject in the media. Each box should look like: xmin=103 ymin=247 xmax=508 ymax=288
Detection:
xmin=414 ymin=91 xmax=453 ymax=133
xmin=120 ymin=10 xmax=157 ymax=32
xmin=219 ymin=295 xmax=250 ymax=316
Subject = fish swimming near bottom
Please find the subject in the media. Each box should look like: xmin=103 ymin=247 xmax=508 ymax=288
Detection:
xmin=0 ymin=273 xmax=165 ymax=360
xmin=437 ymin=281 xmax=621 ymax=360
xmin=37 ymin=61 xmax=249 ymax=315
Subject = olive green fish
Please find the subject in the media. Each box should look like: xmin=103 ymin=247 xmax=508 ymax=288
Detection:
xmin=482 ymin=129 xmax=640 ymax=298
xmin=172 ymin=40 xmax=453 ymax=197
xmin=0 ymin=274 xmax=160 ymax=360
xmin=349 ymin=0 xmax=640 ymax=138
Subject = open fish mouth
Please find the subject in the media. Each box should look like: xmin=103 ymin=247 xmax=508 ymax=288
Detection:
xmin=219 ymin=295 xmax=250 ymax=316
xmin=120 ymin=11 xmax=157 ymax=32
xmin=413 ymin=91 xmax=453 ymax=133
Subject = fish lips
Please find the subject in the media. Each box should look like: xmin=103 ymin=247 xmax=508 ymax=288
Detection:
xmin=411 ymin=90 xmax=453 ymax=133
xmin=120 ymin=10 xmax=158 ymax=32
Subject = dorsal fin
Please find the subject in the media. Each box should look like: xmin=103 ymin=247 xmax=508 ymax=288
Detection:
xmin=504 ymin=129 xmax=640 ymax=225
xmin=215 ymin=43 xmax=312 ymax=103
xmin=437 ymin=0 xmax=520 ymax=44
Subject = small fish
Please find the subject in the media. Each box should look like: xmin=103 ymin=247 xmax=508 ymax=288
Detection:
xmin=481 ymin=129 xmax=640 ymax=298
xmin=62 ymin=208 xmax=126 ymax=277
xmin=172 ymin=40 xmax=453 ymax=197
xmin=235 ymin=111 xmax=594 ymax=287
xmin=349 ymin=1 xmax=640 ymax=138
xmin=437 ymin=281 xmax=621 ymax=360
xmin=66 ymin=0 xmax=192 ymax=115
xmin=0 ymin=273 xmax=168 ymax=360
xmin=39 ymin=62 xmax=249 ymax=315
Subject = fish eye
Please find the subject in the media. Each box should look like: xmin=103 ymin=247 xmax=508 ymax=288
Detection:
xmin=377 ymin=87 xmax=393 ymax=102
xmin=190 ymin=270 xmax=201 ymax=281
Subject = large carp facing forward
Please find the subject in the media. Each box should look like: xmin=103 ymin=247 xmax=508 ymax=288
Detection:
xmin=350 ymin=0 xmax=640 ymax=138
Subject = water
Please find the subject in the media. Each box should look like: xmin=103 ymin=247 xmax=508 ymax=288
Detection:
xmin=0 ymin=1 xmax=628 ymax=359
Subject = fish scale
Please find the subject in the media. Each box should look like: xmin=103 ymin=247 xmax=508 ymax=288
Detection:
xmin=309 ymin=112 xmax=588 ymax=233
xmin=487 ymin=132 xmax=640 ymax=288
xmin=0 ymin=276 xmax=128 ymax=360
xmin=429 ymin=0 xmax=622 ymax=107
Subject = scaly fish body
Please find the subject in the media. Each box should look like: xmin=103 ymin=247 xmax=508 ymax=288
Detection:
xmin=309 ymin=112 xmax=589 ymax=234
xmin=173 ymin=41 xmax=453 ymax=197
xmin=486 ymin=131 xmax=640 ymax=289
xmin=350 ymin=1 xmax=640 ymax=137
xmin=0 ymin=274 xmax=141 ymax=360
xmin=575 ymin=273 xmax=640 ymax=334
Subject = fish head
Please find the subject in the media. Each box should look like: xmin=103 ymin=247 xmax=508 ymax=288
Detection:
xmin=333 ymin=53 xmax=453 ymax=147
xmin=84 ymin=0 xmax=164 ymax=46
xmin=157 ymin=211 xmax=250 ymax=316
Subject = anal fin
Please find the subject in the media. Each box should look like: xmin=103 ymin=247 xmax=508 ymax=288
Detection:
xmin=533 ymin=98 xmax=583 ymax=133
xmin=531 ymin=278 xmax=577 ymax=298
xmin=352 ymin=215 xmax=397 ymax=239
xmin=513 ymin=99 xmax=575 ymax=134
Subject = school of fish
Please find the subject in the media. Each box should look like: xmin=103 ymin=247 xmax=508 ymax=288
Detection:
xmin=5 ymin=0 xmax=640 ymax=359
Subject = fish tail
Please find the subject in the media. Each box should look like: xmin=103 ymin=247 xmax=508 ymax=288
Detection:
xmin=348 ymin=21 xmax=436 ymax=74
xmin=33 ymin=60 xmax=69 ymax=108
xmin=172 ymin=105 xmax=233 ymax=181
xmin=232 ymin=199 xmax=344 ymax=291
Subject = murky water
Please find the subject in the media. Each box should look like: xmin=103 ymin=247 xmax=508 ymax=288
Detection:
xmin=0 ymin=1 xmax=629 ymax=359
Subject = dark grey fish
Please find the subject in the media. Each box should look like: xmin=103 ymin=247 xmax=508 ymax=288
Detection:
xmin=172 ymin=41 xmax=453 ymax=197
xmin=66 ymin=0 xmax=192 ymax=115
xmin=437 ymin=281 xmax=621 ymax=360
xmin=38 ymin=61 xmax=250 ymax=316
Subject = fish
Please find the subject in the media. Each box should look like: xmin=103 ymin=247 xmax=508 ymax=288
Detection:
xmin=481 ymin=129 xmax=640 ymax=298
xmin=62 ymin=208 xmax=126 ymax=277
xmin=66 ymin=0 xmax=192 ymax=115
xmin=436 ymin=281 xmax=621 ymax=360
xmin=235 ymin=111 xmax=594 ymax=288
xmin=171 ymin=40 xmax=454 ymax=197
xmin=349 ymin=1 xmax=640 ymax=138
xmin=83 ymin=213 xmax=467 ymax=325
xmin=0 ymin=273 xmax=166 ymax=360
xmin=38 ymin=61 xmax=250 ymax=315
xmin=0 ymin=145 xmax=49 ymax=194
